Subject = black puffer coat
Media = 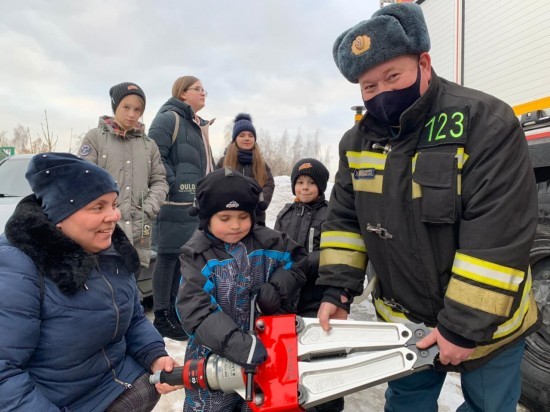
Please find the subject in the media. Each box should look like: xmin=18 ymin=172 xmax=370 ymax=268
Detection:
xmin=275 ymin=196 xmax=328 ymax=315
xmin=149 ymin=98 xmax=215 ymax=253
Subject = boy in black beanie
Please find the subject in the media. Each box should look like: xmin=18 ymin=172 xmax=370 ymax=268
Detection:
xmin=175 ymin=167 xmax=306 ymax=412
xmin=274 ymin=158 xmax=343 ymax=412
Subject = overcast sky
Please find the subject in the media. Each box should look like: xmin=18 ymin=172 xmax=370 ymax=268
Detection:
xmin=0 ymin=0 xmax=381 ymax=172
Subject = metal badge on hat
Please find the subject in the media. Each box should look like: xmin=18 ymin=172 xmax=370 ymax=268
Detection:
xmin=352 ymin=35 xmax=371 ymax=56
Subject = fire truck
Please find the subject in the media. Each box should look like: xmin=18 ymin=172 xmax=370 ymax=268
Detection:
xmin=418 ymin=1 xmax=550 ymax=410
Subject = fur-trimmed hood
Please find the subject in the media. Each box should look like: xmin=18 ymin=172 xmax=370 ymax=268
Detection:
xmin=4 ymin=194 xmax=140 ymax=295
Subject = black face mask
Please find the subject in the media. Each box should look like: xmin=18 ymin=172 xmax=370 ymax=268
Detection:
xmin=364 ymin=65 xmax=422 ymax=127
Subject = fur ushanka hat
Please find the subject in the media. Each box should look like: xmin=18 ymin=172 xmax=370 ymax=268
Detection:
xmin=333 ymin=3 xmax=430 ymax=83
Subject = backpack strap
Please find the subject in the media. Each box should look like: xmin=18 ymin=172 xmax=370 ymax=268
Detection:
xmin=171 ymin=111 xmax=180 ymax=145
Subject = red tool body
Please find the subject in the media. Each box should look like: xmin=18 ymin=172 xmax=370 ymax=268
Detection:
xmin=150 ymin=314 xmax=438 ymax=411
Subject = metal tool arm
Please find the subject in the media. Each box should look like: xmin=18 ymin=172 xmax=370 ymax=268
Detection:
xmin=150 ymin=316 xmax=438 ymax=411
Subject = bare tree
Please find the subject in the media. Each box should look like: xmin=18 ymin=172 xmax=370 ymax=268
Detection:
xmin=13 ymin=124 xmax=32 ymax=154
xmin=69 ymin=131 xmax=86 ymax=155
xmin=38 ymin=110 xmax=58 ymax=152
xmin=0 ymin=130 xmax=9 ymax=147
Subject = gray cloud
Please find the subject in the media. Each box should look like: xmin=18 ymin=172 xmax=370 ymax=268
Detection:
xmin=0 ymin=0 xmax=377 ymax=171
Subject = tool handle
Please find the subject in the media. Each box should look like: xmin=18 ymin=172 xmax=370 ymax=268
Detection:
xmin=149 ymin=367 xmax=184 ymax=386
xmin=245 ymin=293 xmax=259 ymax=402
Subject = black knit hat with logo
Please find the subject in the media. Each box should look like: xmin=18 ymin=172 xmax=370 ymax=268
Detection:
xmin=189 ymin=167 xmax=267 ymax=230
xmin=109 ymin=82 xmax=146 ymax=112
xmin=291 ymin=158 xmax=330 ymax=195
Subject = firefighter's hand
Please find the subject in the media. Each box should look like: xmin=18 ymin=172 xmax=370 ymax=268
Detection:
xmin=317 ymin=302 xmax=348 ymax=332
xmin=151 ymin=356 xmax=184 ymax=394
xmin=416 ymin=327 xmax=475 ymax=366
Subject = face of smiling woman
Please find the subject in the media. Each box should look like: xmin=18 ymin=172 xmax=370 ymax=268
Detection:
xmin=56 ymin=192 xmax=121 ymax=253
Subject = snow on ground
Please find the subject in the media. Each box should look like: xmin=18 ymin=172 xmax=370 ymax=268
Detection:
xmin=151 ymin=176 xmax=525 ymax=411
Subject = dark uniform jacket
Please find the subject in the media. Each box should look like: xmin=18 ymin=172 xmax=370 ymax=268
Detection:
xmin=216 ymin=156 xmax=275 ymax=225
xmin=275 ymin=196 xmax=328 ymax=316
xmin=0 ymin=196 xmax=167 ymax=411
xmin=317 ymin=70 xmax=540 ymax=371
xmin=149 ymin=98 xmax=215 ymax=253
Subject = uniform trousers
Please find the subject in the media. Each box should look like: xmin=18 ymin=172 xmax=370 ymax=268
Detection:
xmin=384 ymin=339 xmax=525 ymax=412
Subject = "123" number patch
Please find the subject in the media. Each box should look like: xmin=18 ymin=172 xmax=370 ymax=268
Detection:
xmin=418 ymin=106 xmax=469 ymax=148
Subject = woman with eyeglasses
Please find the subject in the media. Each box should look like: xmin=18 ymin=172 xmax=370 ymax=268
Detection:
xmin=148 ymin=76 xmax=215 ymax=340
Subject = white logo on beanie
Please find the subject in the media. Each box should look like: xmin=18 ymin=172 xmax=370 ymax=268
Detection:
xmin=226 ymin=200 xmax=240 ymax=208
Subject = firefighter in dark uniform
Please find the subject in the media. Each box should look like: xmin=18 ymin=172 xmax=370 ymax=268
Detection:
xmin=316 ymin=4 xmax=540 ymax=412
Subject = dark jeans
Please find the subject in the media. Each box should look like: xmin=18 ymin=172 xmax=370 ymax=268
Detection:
xmin=152 ymin=252 xmax=181 ymax=312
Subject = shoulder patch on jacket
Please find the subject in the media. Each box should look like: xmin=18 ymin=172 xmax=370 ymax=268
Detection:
xmin=79 ymin=145 xmax=91 ymax=156
xmin=418 ymin=106 xmax=469 ymax=148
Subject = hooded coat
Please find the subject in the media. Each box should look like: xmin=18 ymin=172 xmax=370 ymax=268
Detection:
xmin=80 ymin=116 xmax=168 ymax=267
xmin=0 ymin=195 xmax=167 ymax=412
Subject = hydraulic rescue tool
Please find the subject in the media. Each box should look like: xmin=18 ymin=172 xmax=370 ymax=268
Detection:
xmin=149 ymin=313 xmax=438 ymax=411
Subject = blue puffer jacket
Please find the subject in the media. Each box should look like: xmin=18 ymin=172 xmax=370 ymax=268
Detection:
xmin=0 ymin=195 xmax=168 ymax=412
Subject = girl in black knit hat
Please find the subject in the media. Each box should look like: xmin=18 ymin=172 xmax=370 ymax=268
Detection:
xmin=274 ymin=158 xmax=344 ymax=412
xmin=79 ymin=82 xmax=168 ymax=272
xmin=217 ymin=113 xmax=275 ymax=226
xmin=175 ymin=167 xmax=306 ymax=412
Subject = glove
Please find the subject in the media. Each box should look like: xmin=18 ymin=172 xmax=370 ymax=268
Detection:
xmin=251 ymin=282 xmax=281 ymax=315
xmin=321 ymin=287 xmax=353 ymax=312
xmin=223 ymin=330 xmax=268 ymax=372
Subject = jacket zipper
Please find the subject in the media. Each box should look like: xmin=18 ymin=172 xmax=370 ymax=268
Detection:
xmin=97 ymin=265 xmax=133 ymax=389
xmin=102 ymin=348 xmax=133 ymax=389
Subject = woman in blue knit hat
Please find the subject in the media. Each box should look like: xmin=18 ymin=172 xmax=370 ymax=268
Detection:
xmin=217 ymin=113 xmax=275 ymax=225
xmin=0 ymin=153 xmax=180 ymax=412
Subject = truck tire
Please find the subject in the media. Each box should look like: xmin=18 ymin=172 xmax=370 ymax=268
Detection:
xmin=521 ymin=333 xmax=550 ymax=411
xmin=520 ymin=185 xmax=550 ymax=411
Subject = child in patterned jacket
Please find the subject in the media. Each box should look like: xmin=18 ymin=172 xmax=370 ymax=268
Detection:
xmin=175 ymin=167 xmax=306 ymax=412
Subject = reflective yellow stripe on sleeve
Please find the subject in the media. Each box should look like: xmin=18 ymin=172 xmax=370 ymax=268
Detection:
xmin=320 ymin=231 xmax=366 ymax=253
xmin=319 ymin=248 xmax=367 ymax=270
xmin=445 ymin=277 xmax=514 ymax=317
xmin=493 ymin=268 xmax=533 ymax=339
xmin=452 ymin=252 xmax=525 ymax=292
